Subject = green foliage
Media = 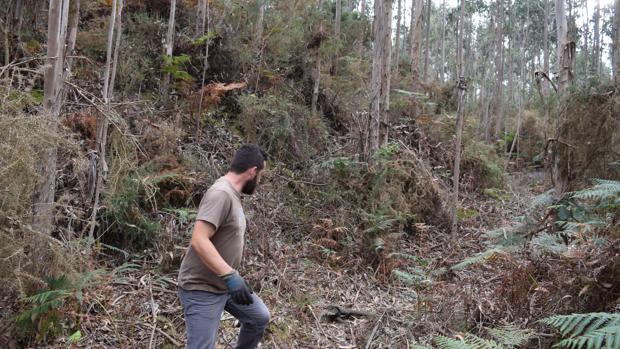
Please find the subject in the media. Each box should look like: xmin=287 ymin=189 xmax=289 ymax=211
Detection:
xmin=420 ymin=326 xmax=535 ymax=349
xmin=236 ymin=92 xmax=328 ymax=164
xmin=162 ymin=54 xmax=195 ymax=82
xmin=192 ymin=31 xmax=218 ymax=46
xmin=462 ymin=140 xmax=504 ymax=191
xmin=450 ymin=248 xmax=506 ymax=271
xmin=455 ymin=178 xmax=620 ymax=270
xmin=16 ymin=273 xmax=97 ymax=343
xmin=487 ymin=325 xmax=536 ymax=347
xmin=103 ymin=170 xmax=186 ymax=249
xmin=541 ymin=312 xmax=620 ymax=349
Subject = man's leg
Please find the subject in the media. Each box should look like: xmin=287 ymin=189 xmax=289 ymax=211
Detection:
xmin=178 ymin=288 xmax=228 ymax=349
xmin=225 ymin=293 xmax=270 ymax=349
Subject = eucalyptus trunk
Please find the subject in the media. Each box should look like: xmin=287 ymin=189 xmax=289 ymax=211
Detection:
xmin=451 ymin=0 xmax=466 ymax=237
xmin=33 ymin=0 xmax=71 ymax=234
xmin=422 ymin=0 xmax=431 ymax=81
xmin=409 ymin=0 xmax=423 ymax=93
xmin=394 ymin=0 xmax=402 ymax=79
xmin=614 ymin=0 xmax=620 ymax=82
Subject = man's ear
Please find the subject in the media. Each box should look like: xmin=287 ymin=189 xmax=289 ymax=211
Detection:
xmin=249 ymin=166 xmax=258 ymax=177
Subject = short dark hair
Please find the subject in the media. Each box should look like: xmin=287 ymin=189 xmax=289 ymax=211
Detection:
xmin=229 ymin=144 xmax=267 ymax=174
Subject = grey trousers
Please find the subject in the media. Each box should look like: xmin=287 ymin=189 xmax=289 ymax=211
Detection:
xmin=178 ymin=288 xmax=270 ymax=349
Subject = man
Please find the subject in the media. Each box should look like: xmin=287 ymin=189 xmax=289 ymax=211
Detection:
xmin=178 ymin=144 xmax=270 ymax=349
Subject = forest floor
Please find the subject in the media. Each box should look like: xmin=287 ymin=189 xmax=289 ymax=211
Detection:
xmin=57 ymin=168 xmax=547 ymax=349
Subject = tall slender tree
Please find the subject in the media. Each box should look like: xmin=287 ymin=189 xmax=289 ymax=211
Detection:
xmin=439 ymin=0 xmax=446 ymax=82
xmin=422 ymin=0 xmax=431 ymax=81
xmin=614 ymin=0 xmax=620 ymax=82
xmin=409 ymin=0 xmax=423 ymax=93
xmin=34 ymin=0 xmax=71 ymax=234
xmin=592 ymin=0 xmax=601 ymax=75
xmin=393 ymin=0 xmax=402 ymax=78
xmin=368 ymin=0 xmax=393 ymax=158
xmin=161 ymin=0 xmax=177 ymax=98
xmin=553 ymin=0 xmax=574 ymax=200
xmin=195 ymin=0 xmax=207 ymax=38
xmin=451 ymin=0 xmax=467 ymax=236
xmin=493 ymin=0 xmax=505 ymax=140
xmin=331 ymin=0 xmax=341 ymax=75
xmin=88 ymin=0 xmax=124 ymax=241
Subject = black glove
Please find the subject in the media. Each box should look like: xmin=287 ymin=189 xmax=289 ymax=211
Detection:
xmin=220 ymin=271 xmax=254 ymax=305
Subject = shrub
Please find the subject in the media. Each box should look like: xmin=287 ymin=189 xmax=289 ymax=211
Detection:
xmin=236 ymin=92 xmax=328 ymax=165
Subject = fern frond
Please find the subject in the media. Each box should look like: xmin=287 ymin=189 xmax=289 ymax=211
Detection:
xmin=487 ymin=325 xmax=535 ymax=347
xmin=531 ymin=190 xmax=556 ymax=209
xmin=556 ymin=326 xmax=620 ymax=349
xmin=542 ymin=312 xmax=620 ymax=349
xmin=451 ymin=248 xmax=504 ymax=271
xmin=571 ymin=180 xmax=620 ymax=201
xmin=435 ymin=335 xmax=475 ymax=349
xmin=463 ymin=334 xmax=506 ymax=349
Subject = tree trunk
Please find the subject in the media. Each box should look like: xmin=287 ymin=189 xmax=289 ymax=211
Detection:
xmin=422 ymin=0 xmax=431 ymax=81
xmin=393 ymin=0 xmax=401 ymax=79
xmin=381 ymin=0 xmax=392 ymax=145
xmin=543 ymin=0 xmax=550 ymax=139
xmin=493 ymin=0 xmax=504 ymax=140
xmin=254 ymin=0 xmax=265 ymax=51
xmin=88 ymin=0 xmax=123 ymax=241
xmin=614 ymin=0 xmax=620 ymax=83
xmin=312 ymin=0 xmax=322 ymax=118
xmin=409 ymin=0 xmax=423 ymax=93
xmin=439 ymin=0 xmax=446 ymax=82
xmin=451 ymin=0 xmax=466 ymax=237
xmin=33 ymin=0 xmax=71 ymax=234
xmin=331 ymin=0 xmax=341 ymax=75
xmin=161 ymin=0 xmax=177 ymax=99
xmin=11 ymin=0 xmax=24 ymax=58
xmin=583 ymin=0 xmax=589 ymax=76
xmin=368 ymin=0 xmax=392 ymax=159
xmin=553 ymin=0 xmax=574 ymax=200
xmin=592 ymin=0 xmax=600 ymax=75
xmin=195 ymin=0 xmax=207 ymax=38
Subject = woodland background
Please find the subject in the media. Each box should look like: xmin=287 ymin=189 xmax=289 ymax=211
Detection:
xmin=0 ymin=0 xmax=620 ymax=348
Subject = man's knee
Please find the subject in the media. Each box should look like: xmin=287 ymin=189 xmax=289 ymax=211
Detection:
xmin=256 ymin=307 xmax=270 ymax=328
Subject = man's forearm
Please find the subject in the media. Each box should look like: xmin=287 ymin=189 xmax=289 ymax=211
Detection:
xmin=192 ymin=237 xmax=234 ymax=276
xmin=191 ymin=221 xmax=234 ymax=276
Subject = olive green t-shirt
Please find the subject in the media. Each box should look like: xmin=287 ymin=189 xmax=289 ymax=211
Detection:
xmin=178 ymin=177 xmax=246 ymax=293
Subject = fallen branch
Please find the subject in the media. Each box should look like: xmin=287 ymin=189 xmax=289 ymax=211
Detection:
xmin=365 ymin=311 xmax=386 ymax=349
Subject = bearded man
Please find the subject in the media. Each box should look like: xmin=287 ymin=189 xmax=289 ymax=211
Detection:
xmin=178 ymin=144 xmax=269 ymax=349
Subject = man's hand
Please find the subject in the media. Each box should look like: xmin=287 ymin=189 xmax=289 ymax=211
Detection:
xmin=220 ymin=271 xmax=254 ymax=305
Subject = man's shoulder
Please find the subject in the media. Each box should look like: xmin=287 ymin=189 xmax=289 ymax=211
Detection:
xmin=205 ymin=180 xmax=236 ymax=199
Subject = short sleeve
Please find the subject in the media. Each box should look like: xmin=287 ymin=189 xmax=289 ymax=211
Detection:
xmin=196 ymin=190 xmax=232 ymax=230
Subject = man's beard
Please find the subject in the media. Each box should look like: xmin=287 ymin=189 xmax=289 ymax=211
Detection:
xmin=241 ymin=176 xmax=258 ymax=195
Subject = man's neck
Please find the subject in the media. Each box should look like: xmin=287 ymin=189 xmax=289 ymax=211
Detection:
xmin=222 ymin=173 xmax=243 ymax=194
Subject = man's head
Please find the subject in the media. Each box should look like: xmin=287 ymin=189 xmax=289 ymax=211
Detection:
xmin=229 ymin=144 xmax=268 ymax=195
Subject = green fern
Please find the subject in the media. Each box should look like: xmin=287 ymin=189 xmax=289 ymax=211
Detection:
xmin=541 ymin=312 xmax=620 ymax=349
xmin=450 ymin=248 xmax=505 ymax=271
xmin=571 ymin=180 xmax=620 ymax=201
xmin=487 ymin=325 xmax=536 ymax=347
xmin=435 ymin=335 xmax=479 ymax=349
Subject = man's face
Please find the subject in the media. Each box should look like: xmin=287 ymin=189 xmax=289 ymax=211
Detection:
xmin=241 ymin=163 xmax=265 ymax=195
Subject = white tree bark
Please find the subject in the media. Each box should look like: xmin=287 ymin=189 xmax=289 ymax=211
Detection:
xmin=161 ymin=0 xmax=177 ymax=98
xmin=88 ymin=0 xmax=123 ymax=241
xmin=195 ymin=0 xmax=207 ymax=38
xmin=592 ymin=0 xmax=600 ymax=75
xmin=409 ymin=0 xmax=423 ymax=93
xmin=451 ymin=0 xmax=466 ymax=237
xmin=493 ymin=0 xmax=504 ymax=140
xmin=614 ymin=0 xmax=620 ymax=82
xmin=33 ymin=0 xmax=71 ymax=234
xmin=368 ymin=0 xmax=392 ymax=158
xmin=393 ymin=0 xmax=402 ymax=78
